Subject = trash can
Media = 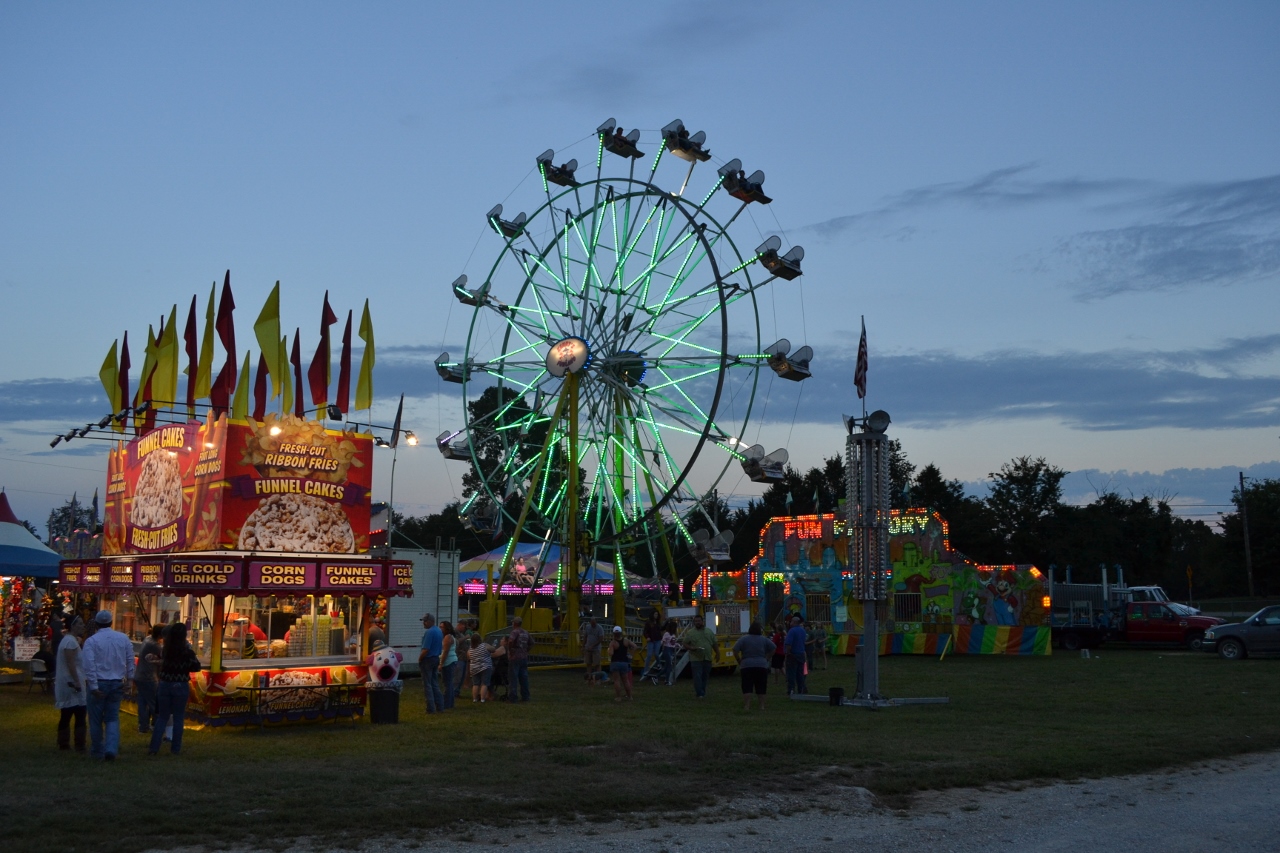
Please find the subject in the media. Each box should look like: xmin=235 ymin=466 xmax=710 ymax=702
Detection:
xmin=828 ymin=687 xmax=845 ymax=706
xmin=369 ymin=683 xmax=402 ymax=724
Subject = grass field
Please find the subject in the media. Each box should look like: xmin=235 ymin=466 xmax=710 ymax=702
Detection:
xmin=3 ymin=649 xmax=1278 ymax=853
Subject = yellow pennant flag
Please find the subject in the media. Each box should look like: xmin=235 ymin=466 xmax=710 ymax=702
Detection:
xmin=153 ymin=305 xmax=179 ymax=407
xmin=254 ymin=282 xmax=283 ymax=398
xmin=195 ymin=282 xmax=215 ymax=399
xmin=231 ymin=352 xmax=252 ymax=420
xmin=355 ymin=299 xmax=374 ymax=411
xmin=279 ymin=335 xmax=293 ymax=415
xmin=99 ymin=340 xmax=121 ymax=413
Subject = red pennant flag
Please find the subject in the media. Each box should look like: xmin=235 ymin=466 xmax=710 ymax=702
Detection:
xmin=290 ymin=329 xmax=304 ymax=418
xmin=210 ymin=271 xmax=236 ymax=414
xmin=139 ymin=369 xmax=156 ymax=434
xmin=183 ymin=294 xmax=198 ymax=415
xmin=253 ymin=352 xmax=268 ymax=420
xmin=390 ymin=394 xmax=404 ymax=448
xmin=118 ymin=331 xmax=131 ymax=417
xmin=307 ymin=291 xmax=339 ymax=412
xmin=854 ymin=316 xmax=868 ymax=401
xmin=335 ymin=309 xmax=353 ymax=414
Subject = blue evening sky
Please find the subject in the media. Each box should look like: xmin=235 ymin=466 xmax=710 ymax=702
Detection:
xmin=2 ymin=2 xmax=1278 ymax=533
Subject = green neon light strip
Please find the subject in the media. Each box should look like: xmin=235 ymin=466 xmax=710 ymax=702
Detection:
xmin=641 ymin=365 xmax=721 ymax=393
xmin=626 ymin=226 xmax=697 ymax=293
xmin=649 ymin=369 xmax=716 ymax=431
xmin=513 ymin=252 xmax=559 ymax=338
xmin=700 ymin=174 xmax=726 ymax=207
xmin=560 ymin=212 xmax=571 ymax=306
xmin=613 ymin=201 xmax=661 ymax=294
xmin=655 ymin=238 xmax=701 ymax=313
xmin=649 ymin=331 xmax=719 ymax=356
xmin=539 ymin=162 xmax=548 ymax=194
xmin=637 ymin=398 xmax=696 ymax=548
xmin=638 ymin=204 xmax=667 ymax=306
xmin=596 ymin=134 xmax=604 ymax=169
xmin=726 ymin=253 xmax=762 ymax=275
xmin=649 ymin=144 xmax=664 ymax=175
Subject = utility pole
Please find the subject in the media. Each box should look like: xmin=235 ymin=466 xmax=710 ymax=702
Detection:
xmin=1239 ymin=471 xmax=1255 ymax=598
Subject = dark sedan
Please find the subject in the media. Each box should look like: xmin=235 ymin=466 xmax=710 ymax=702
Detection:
xmin=1202 ymin=606 xmax=1280 ymax=660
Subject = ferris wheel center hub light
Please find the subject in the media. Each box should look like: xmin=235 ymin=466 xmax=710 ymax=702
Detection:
xmin=546 ymin=337 xmax=591 ymax=377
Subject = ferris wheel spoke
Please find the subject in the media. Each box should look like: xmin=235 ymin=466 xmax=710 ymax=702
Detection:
xmin=627 ymin=220 xmax=698 ymax=303
xmin=644 ymin=374 xmax=724 ymax=438
xmin=607 ymin=198 xmax=662 ymax=295
xmin=526 ymin=247 xmax=578 ymax=308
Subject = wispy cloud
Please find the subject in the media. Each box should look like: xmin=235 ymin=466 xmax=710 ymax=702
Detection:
xmin=9 ymin=332 xmax=1280 ymax=437
xmin=801 ymin=166 xmax=1280 ymax=300
xmin=803 ymin=164 xmax=1146 ymax=238
xmin=493 ymin=2 xmax=773 ymax=111
xmin=1055 ymin=175 xmax=1280 ymax=300
xmin=787 ymin=333 xmax=1280 ymax=431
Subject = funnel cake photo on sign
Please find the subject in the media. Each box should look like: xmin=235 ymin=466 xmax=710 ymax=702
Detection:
xmin=130 ymin=450 xmax=183 ymax=529
xmin=237 ymin=493 xmax=355 ymax=553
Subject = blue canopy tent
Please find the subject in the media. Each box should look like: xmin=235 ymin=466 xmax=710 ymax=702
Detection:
xmin=0 ymin=492 xmax=61 ymax=579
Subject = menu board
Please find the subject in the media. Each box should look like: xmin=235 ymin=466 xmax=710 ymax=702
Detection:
xmin=165 ymin=559 xmax=244 ymax=592
xmin=59 ymin=556 xmax=411 ymax=596
xmin=387 ymin=561 xmax=414 ymax=594
xmin=136 ymin=561 xmax=164 ymax=586
xmin=103 ymin=414 xmax=373 ymax=557
xmin=248 ymin=560 xmax=317 ymax=590
xmin=107 ymin=562 xmax=135 ymax=587
xmin=318 ymin=561 xmax=383 ymax=591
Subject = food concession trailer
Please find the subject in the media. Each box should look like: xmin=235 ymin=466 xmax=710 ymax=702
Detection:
xmin=57 ymin=410 xmax=414 ymax=725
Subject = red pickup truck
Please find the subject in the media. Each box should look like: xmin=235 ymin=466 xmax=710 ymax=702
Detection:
xmin=1053 ymin=601 xmax=1223 ymax=651
xmin=1113 ymin=601 xmax=1223 ymax=650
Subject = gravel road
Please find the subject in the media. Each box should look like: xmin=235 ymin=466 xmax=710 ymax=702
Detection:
xmin=389 ymin=750 xmax=1278 ymax=853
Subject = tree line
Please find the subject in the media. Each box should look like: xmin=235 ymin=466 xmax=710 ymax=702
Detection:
xmin=393 ymin=441 xmax=1276 ymax=601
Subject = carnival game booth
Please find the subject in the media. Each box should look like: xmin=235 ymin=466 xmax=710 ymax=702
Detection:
xmin=457 ymin=542 xmax=641 ymax=627
xmin=746 ymin=508 xmax=1051 ymax=656
xmin=58 ymin=411 xmax=415 ymax=725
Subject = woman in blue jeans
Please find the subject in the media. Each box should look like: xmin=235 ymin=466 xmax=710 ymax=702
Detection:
xmin=439 ymin=621 xmax=458 ymax=709
xmin=150 ymin=623 xmax=202 ymax=756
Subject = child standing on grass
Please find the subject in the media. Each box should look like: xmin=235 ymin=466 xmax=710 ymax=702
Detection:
xmin=813 ymin=622 xmax=828 ymax=670
xmin=770 ymin=623 xmax=786 ymax=685
xmin=608 ymin=626 xmax=636 ymax=702
xmin=468 ymin=634 xmax=496 ymax=703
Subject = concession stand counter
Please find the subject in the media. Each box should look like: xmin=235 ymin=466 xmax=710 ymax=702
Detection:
xmin=57 ymin=411 xmax=415 ymax=726
xmin=57 ymin=553 xmax=412 ymax=725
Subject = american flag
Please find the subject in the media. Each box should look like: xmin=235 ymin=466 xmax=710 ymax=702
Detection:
xmin=854 ymin=316 xmax=868 ymax=399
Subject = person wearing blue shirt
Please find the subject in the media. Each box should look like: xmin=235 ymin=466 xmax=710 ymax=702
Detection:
xmin=418 ymin=613 xmax=444 ymax=714
xmin=784 ymin=615 xmax=808 ymax=696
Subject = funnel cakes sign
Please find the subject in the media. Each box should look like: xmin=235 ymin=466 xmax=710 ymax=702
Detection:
xmin=103 ymin=413 xmax=373 ymax=556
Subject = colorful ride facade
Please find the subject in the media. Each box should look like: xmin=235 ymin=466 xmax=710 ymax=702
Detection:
xmin=698 ymin=508 xmax=1051 ymax=656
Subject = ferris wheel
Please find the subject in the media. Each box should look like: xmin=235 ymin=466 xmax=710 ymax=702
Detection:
xmin=436 ymin=118 xmax=812 ymax=584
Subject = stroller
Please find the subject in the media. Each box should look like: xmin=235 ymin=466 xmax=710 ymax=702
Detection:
xmin=491 ymin=652 xmax=511 ymax=701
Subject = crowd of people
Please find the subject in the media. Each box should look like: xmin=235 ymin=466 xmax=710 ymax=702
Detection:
xmin=416 ymin=613 xmax=533 ymax=712
xmin=416 ymin=609 xmax=833 ymax=712
xmin=50 ymin=609 xmax=200 ymax=760
xmin=37 ymin=606 xmax=834 ymax=753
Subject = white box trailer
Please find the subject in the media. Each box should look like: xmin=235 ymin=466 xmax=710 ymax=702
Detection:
xmin=386 ymin=546 xmax=460 ymax=674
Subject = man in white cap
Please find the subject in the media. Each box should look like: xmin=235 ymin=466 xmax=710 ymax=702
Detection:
xmin=80 ymin=610 xmax=135 ymax=761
